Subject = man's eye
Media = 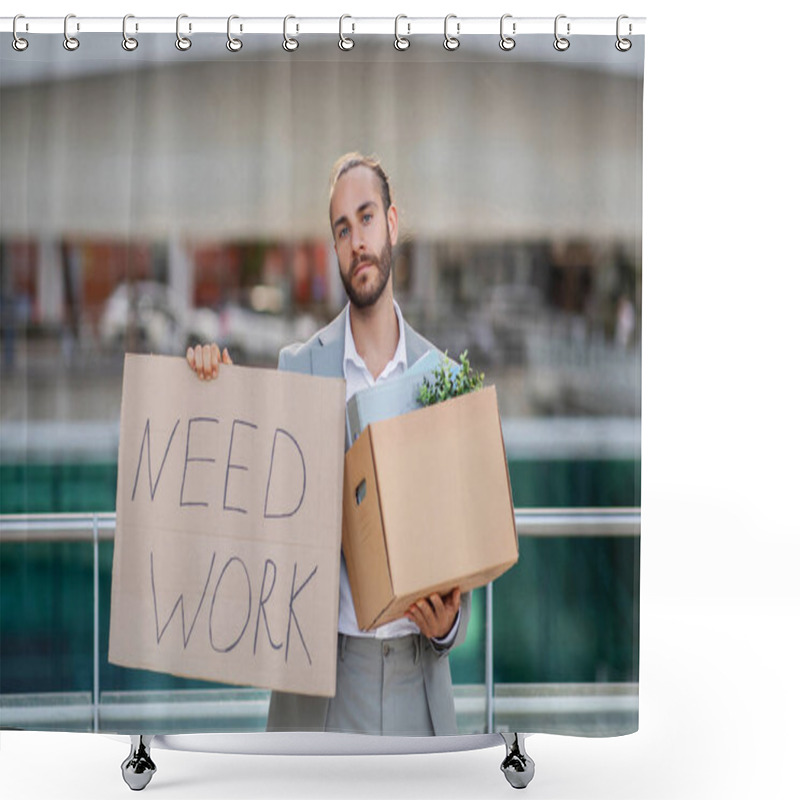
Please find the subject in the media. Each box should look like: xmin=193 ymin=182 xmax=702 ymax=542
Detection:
xmin=338 ymin=226 xmax=349 ymax=239
xmin=363 ymin=213 xmax=372 ymax=224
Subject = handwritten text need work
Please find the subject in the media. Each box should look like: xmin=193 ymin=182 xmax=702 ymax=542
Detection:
xmin=130 ymin=416 xmax=307 ymax=518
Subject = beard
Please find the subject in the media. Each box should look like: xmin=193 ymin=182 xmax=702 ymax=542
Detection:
xmin=340 ymin=237 xmax=392 ymax=309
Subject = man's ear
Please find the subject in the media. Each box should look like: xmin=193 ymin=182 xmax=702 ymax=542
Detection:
xmin=387 ymin=204 xmax=399 ymax=247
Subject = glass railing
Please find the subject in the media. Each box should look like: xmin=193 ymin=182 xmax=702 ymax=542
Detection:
xmin=0 ymin=508 xmax=639 ymax=735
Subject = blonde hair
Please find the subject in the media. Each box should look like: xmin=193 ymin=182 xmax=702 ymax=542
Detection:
xmin=329 ymin=152 xmax=393 ymax=214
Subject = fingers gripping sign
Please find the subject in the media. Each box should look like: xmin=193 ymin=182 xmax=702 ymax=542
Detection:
xmin=186 ymin=343 xmax=233 ymax=380
xmin=405 ymin=587 xmax=461 ymax=640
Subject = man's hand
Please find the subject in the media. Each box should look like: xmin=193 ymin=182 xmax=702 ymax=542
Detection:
xmin=186 ymin=343 xmax=233 ymax=380
xmin=405 ymin=587 xmax=461 ymax=640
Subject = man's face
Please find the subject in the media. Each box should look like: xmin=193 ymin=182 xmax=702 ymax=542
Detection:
xmin=330 ymin=166 xmax=398 ymax=309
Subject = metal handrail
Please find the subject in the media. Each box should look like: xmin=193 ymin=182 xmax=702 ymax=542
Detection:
xmin=0 ymin=512 xmax=117 ymax=541
xmin=1 ymin=508 xmax=640 ymax=733
xmin=0 ymin=508 xmax=640 ymax=542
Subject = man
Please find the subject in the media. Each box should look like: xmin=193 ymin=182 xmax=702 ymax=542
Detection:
xmin=187 ymin=153 xmax=470 ymax=736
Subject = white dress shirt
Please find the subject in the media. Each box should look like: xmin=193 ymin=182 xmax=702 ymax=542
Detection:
xmin=338 ymin=301 xmax=459 ymax=647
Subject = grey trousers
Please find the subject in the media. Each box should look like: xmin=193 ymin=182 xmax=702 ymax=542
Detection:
xmin=267 ymin=633 xmax=438 ymax=736
xmin=325 ymin=633 xmax=434 ymax=736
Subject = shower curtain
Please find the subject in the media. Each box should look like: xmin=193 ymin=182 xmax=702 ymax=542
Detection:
xmin=0 ymin=19 xmax=643 ymax=742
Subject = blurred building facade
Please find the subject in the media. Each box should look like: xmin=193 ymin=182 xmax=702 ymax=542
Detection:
xmin=1 ymin=37 xmax=641 ymax=417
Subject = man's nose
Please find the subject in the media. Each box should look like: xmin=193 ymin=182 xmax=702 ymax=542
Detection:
xmin=350 ymin=224 xmax=366 ymax=251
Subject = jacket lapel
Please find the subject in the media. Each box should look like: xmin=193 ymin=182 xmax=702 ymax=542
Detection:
xmin=309 ymin=305 xmax=436 ymax=377
xmin=405 ymin=322 xmax=439 ymax=366
xmin=310 ymin=307 xmax=347 ymax=378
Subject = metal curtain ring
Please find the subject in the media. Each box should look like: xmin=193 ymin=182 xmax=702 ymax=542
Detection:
xmin=394 ymin=15 xmax=410 ymax=51
xmin=553 ymin=14 xmax=570 ymax=51
xmin=175 ymin=14 xmax=192 ymax=51
xmin=122 ymin=14 xmax=138 ymax=51
xmin=339 ymin=15 xmax=354 ymax=51
xmin=444 ymin=14 xmax=460 ymax=51
xmin=12 ymin=14 xmax=29 ymax=52
xmin=63 ymin=13 xmax=80 ymax=51
xmin=615 ymin=15 xmax=632 ymax=51
xmin=283 ymin=15 xmax=299 ymax=51
xmin=499 ymin=14 xmax=515 ymax=51
xmin=226 ymin=15 xmax=243 ymax=52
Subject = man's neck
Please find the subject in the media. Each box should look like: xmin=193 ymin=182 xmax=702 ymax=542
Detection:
xmin=349 ymin=287 xmax=399 ymax=381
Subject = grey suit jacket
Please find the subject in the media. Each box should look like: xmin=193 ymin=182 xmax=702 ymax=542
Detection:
xmin=266 ymin=306 xmax=471 ymax=735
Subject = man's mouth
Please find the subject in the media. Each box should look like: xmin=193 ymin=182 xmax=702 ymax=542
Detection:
xmin=352 ymin=261 xmax=373 ymax=278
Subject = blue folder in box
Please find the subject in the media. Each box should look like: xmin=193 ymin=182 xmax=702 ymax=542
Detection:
xmin=346 ymin=349 xmax=444 ymax=448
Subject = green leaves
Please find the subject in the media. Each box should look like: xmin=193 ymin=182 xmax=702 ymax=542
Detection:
xmin=417 ymin=350 xmax=485 ymax=407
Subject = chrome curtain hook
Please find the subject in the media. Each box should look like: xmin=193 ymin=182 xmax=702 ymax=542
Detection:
xmin=615 ymin=14 xmax=632 ymax=51
xmin=339 ymin=14 xmax=354 ymax=51
xmin=283 ymin=15 xmax=299 ymax=52
xmin=394 ymin=14 xmax=410 ymax=51
xmin=553 ymin=14 xmax=570 ymax=51
xmin=12 ymin=14 xmax=29 ymax=52
xmin=122 ymin=14 xmax=139 ymax=51
xmin=175 ymin=13 xmax=192 ymax=51
xmin=226 ymin=15 xmax=243 ymax=52
xmin=444 ymin=14 xmax=460 ymax=51
xmin=499 ymin=14 xmax=516 ymax=51
xmin=63 ymin=13 xmax=80 ymax=51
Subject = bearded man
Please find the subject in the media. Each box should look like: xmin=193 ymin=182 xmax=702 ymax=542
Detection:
xmin=187 ymin=153 xmax=470 ymax=735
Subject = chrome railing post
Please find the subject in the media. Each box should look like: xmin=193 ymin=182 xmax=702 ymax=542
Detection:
xmin=92 ymin=513 xmax=100 ymax=732
xmin=485 ymin=580 xmax=494 ymax=733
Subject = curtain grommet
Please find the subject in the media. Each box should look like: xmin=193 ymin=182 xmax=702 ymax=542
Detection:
xmin=499 ymin=14 xmax=516 ymax=51
xmin=553 ymin=14 xmax=570 ymax=52
xmin=394 ymin=15 xmax=410 ymax=51
xmin=444 ymin=14 xmax=460 ymax=51
xmin=175 ymin=14 xmax=192 ymax=51
xmin=122 ymin=14 xmax=139 ymax=52
xmin=339 ymin=15 xmax=355 ymax=51
xmin=615 ymin=15 xmax=632 ymax=51
xmin=282 ymin=15 xmax=299 ymax=52
xmin=63 ymin=13 xmax=80 ymax=51
xmin=226 ymin=15 xmax=243 ymax=52
xmin=12 ymin=15 xmax=29 ymax=52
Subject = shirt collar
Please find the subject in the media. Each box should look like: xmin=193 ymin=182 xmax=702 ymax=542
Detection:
xmin=343 ymin=300 xmax=408 ymax=378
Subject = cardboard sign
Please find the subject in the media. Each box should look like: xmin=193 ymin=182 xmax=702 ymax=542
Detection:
xmin=109 ymin=354 xmax=345 ymax=697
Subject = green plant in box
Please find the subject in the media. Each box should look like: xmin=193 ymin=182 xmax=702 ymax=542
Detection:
xmin=417 ymin=350 xmax=485 ymax=407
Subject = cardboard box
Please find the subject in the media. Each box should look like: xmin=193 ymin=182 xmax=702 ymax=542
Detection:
xmin=342 ymin=385 xmax=518 ymax=631
xmin=109 ymin=354 xmax=345 ymax=697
